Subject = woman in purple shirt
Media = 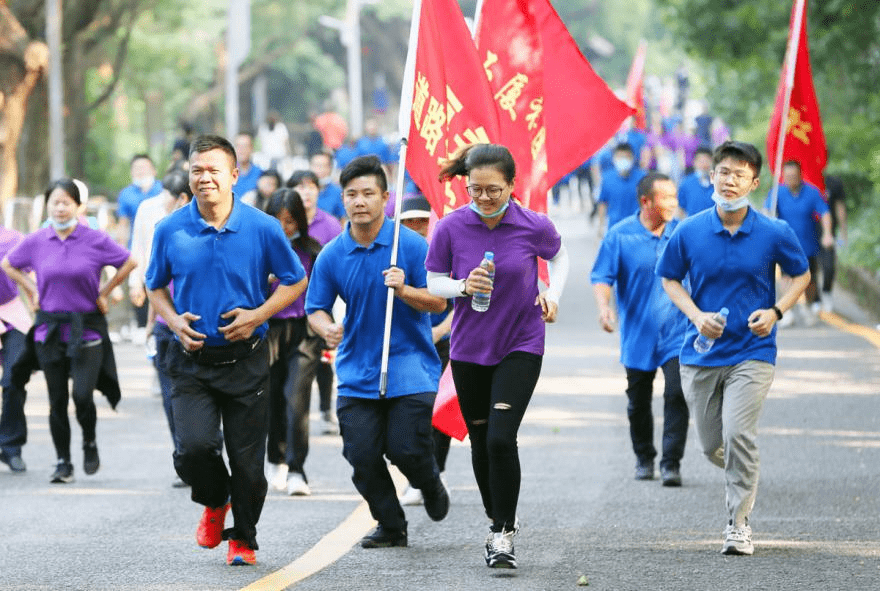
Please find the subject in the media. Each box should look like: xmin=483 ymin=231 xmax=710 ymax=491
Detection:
xmin=2 ymin=179 xmax=137 ymax=484
xmin=425 ymin=144 xmax=569 ymax=569
xmin=263 ymin=188 xmax=321 ymax=496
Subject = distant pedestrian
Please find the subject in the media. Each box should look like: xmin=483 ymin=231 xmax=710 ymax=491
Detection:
xmin=242 ymin=169 xmax=282 ymax=212
xmin=232 ymin=132 xmax=263 ymax=198
xmin=426 ymin=143 xmax=569 ymax=569
xmin=677 ymin=147 xmax=715 ymax=217
xmin=146 ymin=135 xmax=307 ymax=566
xmin=2 ymin=178 xmax=137 ymax=484
xmin=819 ymin=174 xmax=847 ymax=312
xmin=596 ymin=143 xmax=647 ymax=237
xmin=306 ymin=155 xmax=449 ymax=550
xmin=257 ymin=111 xmax=290 ymax=169
xmin=657 ymin=141 xmax=810 ymax=556
xmin=310 ymin=152 xmax=346 ymax=220
xmin=592 ymin=172 xmax=689 ymax=485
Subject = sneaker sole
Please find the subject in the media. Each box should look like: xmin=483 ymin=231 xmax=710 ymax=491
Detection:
xmin=84 ymin=464 xmax=100 ymax=475
xmin=361 ymin=538 xmax=407 ymax=549
xmin=488 ymin=554 xmax=517 ymax=569
xmin=721 ymin=543 xmax=754 ymax=556
xmin=51 ymin=475 xmax=74 ymax=484
xmin=228 ymin=557 xmax=256 ymax=566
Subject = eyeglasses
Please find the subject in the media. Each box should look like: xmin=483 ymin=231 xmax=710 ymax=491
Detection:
xmin=714 ymin=168 xmax=754 ymax=184
xmin=466 ymin=185 xmax=505 ymax=199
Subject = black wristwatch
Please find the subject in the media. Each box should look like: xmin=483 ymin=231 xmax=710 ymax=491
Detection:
xmin=772 ymin=306 xmax=783 ymax=320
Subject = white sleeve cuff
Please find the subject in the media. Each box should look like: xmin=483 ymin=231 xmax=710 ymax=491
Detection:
xmin=545 ymin=243 xmax=570 ymax=304
xmin=427 ymin=271 xmax=466 ymax=299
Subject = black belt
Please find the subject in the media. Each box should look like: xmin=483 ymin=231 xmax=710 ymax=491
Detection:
xmin=181 ymin=336 xmax=262 ymax=366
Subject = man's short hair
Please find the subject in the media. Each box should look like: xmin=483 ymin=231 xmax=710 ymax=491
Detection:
xmin=340 ymin=155 xmax=387 ymax=193
xmin=783 ymin=159 xmax=802 ymax=172
xmin=712 ymin=141 xmax=762 ymax=177
xmin=130 ymin=153 xmax=153 ymax=166
xmin=694 ymin=147 xmax=713 ymax=159
xmin=613 ymin=142 xmax=635 ymax=156
xmin=637 ymin=172 xmax=671 ymax=201
xmin=189 ymin=135 xmax=237 ymax=168
xmin=287 ymin=169 xmax=320 ymax=188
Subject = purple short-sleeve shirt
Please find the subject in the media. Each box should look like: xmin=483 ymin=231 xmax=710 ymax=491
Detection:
xmin=0 ymin=227 xmax=24 ymax=306
xmin=7 ymin=225 xmax=130 ymax=341
xmin=309 ymin=208 xmax=343 ymax=246
xmin=271 ymin=244 xmax=314 ymax=319
xmin=425 ymin=201 xmax=561 ymax=366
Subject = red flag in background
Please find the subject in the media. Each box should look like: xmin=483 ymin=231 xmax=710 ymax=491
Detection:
xmin=476 ymin=0 xmax=633 ymax=213
xmin=404 ymin=0 xmax=500 ymax=217
xmin=767 ymin=0 xmax=826 ymax=193
xmin=625 ymin=40 xmax=648 ymax=131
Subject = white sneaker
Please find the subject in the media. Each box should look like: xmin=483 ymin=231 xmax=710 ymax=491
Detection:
xmin=821 ymin=295 xmax=834 ymax=314
xmin=485 ymin=528 xmax=517 ymax=568
xmin=286 ymin=471 xmax=311 ymax=496
xmin=321 ymin=411 xmax=339 ymax=435
xmin=721 ymin=522 xmax=754 ymax=555
xmin=399 ymin=484 xmax=423 ymax=506
xmin=268 ymin=463 xmax=288 ymax=492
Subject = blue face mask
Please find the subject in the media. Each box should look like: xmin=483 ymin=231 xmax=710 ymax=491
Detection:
xmin=469 ymin=199 xmax=510 ymax=219
xmin=49 ymin=218 xmax=77 ymax=231
xmin=711 ymin=191 xmax=750 ymax=212
xmin=613 ymin=157 xmax=633 ymax=175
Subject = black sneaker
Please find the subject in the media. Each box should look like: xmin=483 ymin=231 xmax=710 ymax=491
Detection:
xmin=485 ymin=528 xmax=517 ymax=568
xmin=0 ymin=450 xmax=26 ymax=472
xmin=50 ymin=460 xmax=74 ymax=484
xmin=661 ymin=466 xmax=682 ymax=487
xmin=422 ymin=478 xmax=450 ymax=521
xmin=360 ymin=524 xmax=407 ymax=549
xmin=83 ymin=441 xmax=100 ymax=475
xmin=635 ymin=459 xmax=654 ymax=480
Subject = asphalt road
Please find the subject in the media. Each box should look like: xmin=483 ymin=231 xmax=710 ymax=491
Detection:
xmin=2 ymin=209 xmax=879 ymax=591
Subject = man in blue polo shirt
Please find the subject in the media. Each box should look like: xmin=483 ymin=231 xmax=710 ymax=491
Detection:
xmin=596 ymin=143 xmax=647 ymax=237
xmin=146 ymin=135 xmax=307 ymax=567
xmin=764 ymin=160 xmax=833 ymax=325
xmin=677 ymin=147 xmax=714 ymax=217
xmin=657 ymin=141 xmax=810 ymax=557
xmin=592 ymin=172 xmax=689 ymax=486
xmin=306 ymin=155 xmax=449 ymax=549
xmin=310 ymin=151 xmax=346 ymax=220
xmin=231 ymin=132 xmax=263 ymax=198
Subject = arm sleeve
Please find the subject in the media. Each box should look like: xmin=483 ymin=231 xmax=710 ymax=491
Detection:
xmin=775 ymin=222 xmax=810 ymax=277
xmin=545 ymin=243 xmax=570 ymax=304
xmin=427 ymin=272 xmax=464 ymax=299
xmin=535 ymin=214 xmax=562 ymax=260
xmin=5 ymin=235 xmax=33 ymax=270
xmin=144 ymin=224 xmax=170 ymax=290
xmin=590 ymin=232 xmax=619 ymax=286
xmin=655 ymin=226 xmax=687 ymax=280
xmin=266 ymin=221 xmax=306 ymax=285
xmin=424 ymin=219 xmax=452 ymax=274
xmin=812 ymin=186 xmax=829 ymax=215
xmin=97 ymin=231 xmax=132 ymax=268
xmin=304 ymin=248 xmax=338 ymax=315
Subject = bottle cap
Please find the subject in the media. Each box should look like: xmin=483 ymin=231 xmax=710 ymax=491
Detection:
xmin=719 ymin=307 xmax=730 ymax=317
xmin=484 ymin=251 xmax=494 ymax=260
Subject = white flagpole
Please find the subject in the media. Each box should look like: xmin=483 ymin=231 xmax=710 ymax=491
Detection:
xmin=769 ymin=0 xmax=805 ymax=218
xmin=379 ymin=0 xmax=422 ymax=397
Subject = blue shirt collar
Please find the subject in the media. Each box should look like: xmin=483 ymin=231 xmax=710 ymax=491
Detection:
xmin=187 ymin=193 xmax=244 ymax=233
xmin=341 ymin=217 xmax=394 ymax=253
xmin=709 ymin=205 xmax=756 ymax=236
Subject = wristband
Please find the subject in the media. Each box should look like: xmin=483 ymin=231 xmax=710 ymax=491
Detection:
xmin=772 ymin=306 xmax=783 ymax=320
xmin=460 ymin=279 xmax=468 ymax=296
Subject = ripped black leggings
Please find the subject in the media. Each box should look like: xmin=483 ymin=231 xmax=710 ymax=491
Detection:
xmin=450 ymin=352 xmax=542 ymax=532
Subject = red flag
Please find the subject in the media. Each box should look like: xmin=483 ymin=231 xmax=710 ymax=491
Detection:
xmin=767 ymin=0 xmax=826 ymax=193
xmin=404 ymin=0 xmax=500 ymax=217
xmin=476 ymin=0 xmax=634 ymax=213
xmin=625 ymin=41 xmax=648 ymax=131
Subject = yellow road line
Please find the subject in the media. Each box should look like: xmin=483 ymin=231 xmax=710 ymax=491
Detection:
xmin=242 ymin=468 xmax=407 ymax=590
xmin=820 ymin=311 xmax=880 ymax=349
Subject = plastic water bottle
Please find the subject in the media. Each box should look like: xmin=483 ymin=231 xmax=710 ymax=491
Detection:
xmin=694 ymin=307 xmax=729 ymax=354
xmin=471 ymin=251 xmax=495 ymax=312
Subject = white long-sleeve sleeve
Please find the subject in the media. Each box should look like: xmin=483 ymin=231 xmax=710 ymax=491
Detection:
xmin=427 ymin=272 xmax=465 ymax=299
xmin=544 ymin=243 xmax=569 ymax=305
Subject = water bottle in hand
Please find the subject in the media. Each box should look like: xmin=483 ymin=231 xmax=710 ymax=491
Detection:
xmin=471 ymin=251 xmax=495 ymax=313
xmin=694 ymin=307 xmax=729 ymax=354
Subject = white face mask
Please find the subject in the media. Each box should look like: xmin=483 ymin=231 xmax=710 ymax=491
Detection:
xmin=712 ymin=191 xmax=750 ymax=212
xmin=134 ymin=175 xmax=156 ymax=191
xmin=613 ymin=157 xmax=633 ymax=175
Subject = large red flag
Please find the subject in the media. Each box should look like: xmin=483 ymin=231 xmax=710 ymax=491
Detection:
xmin=767 ymin=0 xmax=826 ymax=193
xmin=625 ymin=40 xmax=648 ymax=131
xmin=404 ymin=0 xmax=500 ymax=217
xmin=476 ymin=0 xmax=633 ymax=213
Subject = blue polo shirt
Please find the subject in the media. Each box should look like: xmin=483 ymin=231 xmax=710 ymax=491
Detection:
xmin=598 ymin=168 xmax=647 ymax=229
xmin=356 ymin=136 xmax=392 ymax=163
xmin=656 ymin=207 xmax=808 ymax=367
xmin=232 ymin=163 xmax=263 ymax=197
xmin=592 ymin=215 xmax=687 ymax=371
xmin=764 ymin=182 xmax=828 ymax=257
xmin=118 ymin=180 xmax=163 ymax=222
xmin=318 ymin=182 xmax=346 ymax=219
xmin=145 ymin=195 xmax=306 ymax=346
xmin=678 ymin=172 xmax=714 ymax=217
xmin=305 ymin=219 xmax=440 ymax=399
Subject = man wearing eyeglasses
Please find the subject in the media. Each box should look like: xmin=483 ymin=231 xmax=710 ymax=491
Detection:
xmin=656 ymin=141 xmax=810 ymax=556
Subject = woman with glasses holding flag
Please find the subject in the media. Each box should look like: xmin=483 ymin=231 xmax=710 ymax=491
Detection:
xmin=425 ymin=143 xmax=569 ymax=569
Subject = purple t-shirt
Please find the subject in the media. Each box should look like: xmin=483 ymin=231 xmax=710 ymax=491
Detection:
xmin=7 ymin=225 xmax=130 ymax=342
xmin=425 ymin=202 xmax=561 ymax=365
xmin=309 ymin=208 xmax=342 ymax=246
xmin=0 ymin=227 xmax=24 ymax=306
xmin=271 ymin=244 xmax=313 ymax=319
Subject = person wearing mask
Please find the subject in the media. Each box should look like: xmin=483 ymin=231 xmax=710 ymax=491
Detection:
xmin=117 ymin=154 xmax=163 ymax=248
xmin=592 ymin=173 xmax=689 ymax=485
xmin=657 ymin=141 xmax=810 ymax=556
xmin=677 ymin=147 xmax=715 ymax=217
xmin=3 ymin=179 xmax=137 ymax=483
xmin=596 ymin=143 xmax=647 ymax=238
xmin=232 ymin=133 xmax=264 ymax=199
xmin=425 ymin=144 xmax=569 ymax=569
xmin=306 ymin=156 xmax=449 ymax=550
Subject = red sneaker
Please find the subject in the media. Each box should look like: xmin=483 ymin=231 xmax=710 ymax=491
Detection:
xmin=196 ymin=503 xmax=230 ymax=549
xmin=227 ymin=539 xmax=256 ymax=565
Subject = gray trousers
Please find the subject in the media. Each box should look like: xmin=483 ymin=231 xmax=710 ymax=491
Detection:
xmin=680 ymin=360 xmax=775 ymax=527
